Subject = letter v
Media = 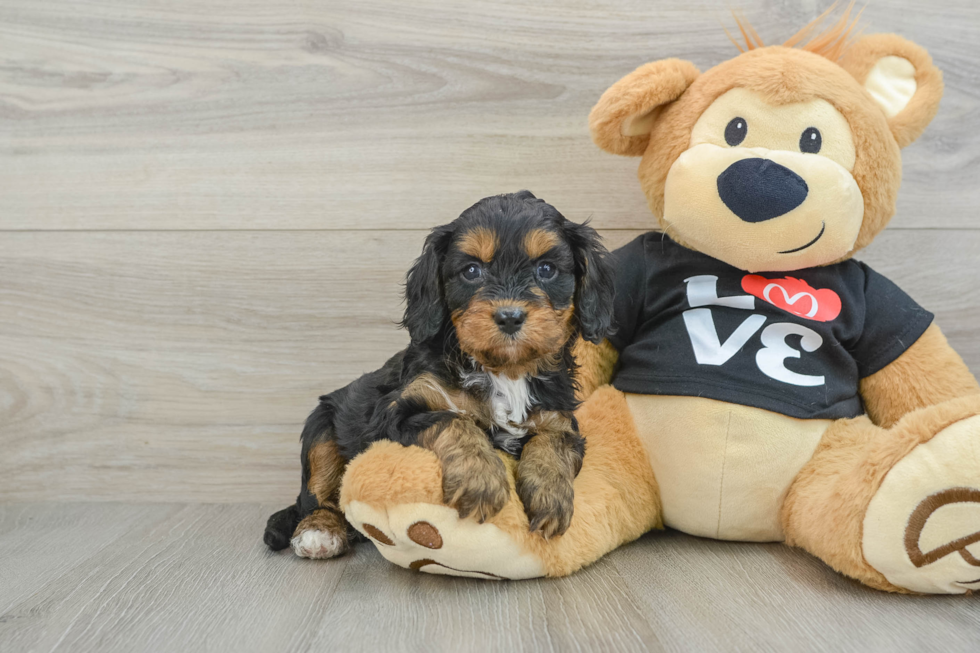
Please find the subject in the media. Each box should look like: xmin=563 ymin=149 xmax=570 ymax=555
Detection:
xmin=682 ymin=308 xmax=766 ymax=366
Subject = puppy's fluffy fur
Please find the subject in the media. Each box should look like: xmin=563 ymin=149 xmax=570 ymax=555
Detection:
xmin=264 ymin=191 xmax=615 ymax=557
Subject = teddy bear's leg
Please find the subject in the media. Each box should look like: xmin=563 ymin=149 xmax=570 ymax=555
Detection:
xmin=339 ymin=386 xmax=662 ymax=579
xmin=781 ymin=395 xmax=980 ymax=594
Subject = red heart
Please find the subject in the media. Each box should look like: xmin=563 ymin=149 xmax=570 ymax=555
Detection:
xmin=741 ymin=275 xmax=842 ymax=322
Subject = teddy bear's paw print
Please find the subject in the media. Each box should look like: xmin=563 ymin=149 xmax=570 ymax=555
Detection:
xmin=344 ymin=499 xmax=545 ymax=580
xmin=863 ymin=413 xmax=980 ymax=594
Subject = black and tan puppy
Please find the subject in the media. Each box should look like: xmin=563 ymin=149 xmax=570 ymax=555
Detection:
xmin=264 ymin=191 xmax=614 ymax=559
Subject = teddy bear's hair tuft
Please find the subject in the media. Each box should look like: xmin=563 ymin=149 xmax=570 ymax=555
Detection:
xmin=725 ymin=1 xmax=863 ymax=62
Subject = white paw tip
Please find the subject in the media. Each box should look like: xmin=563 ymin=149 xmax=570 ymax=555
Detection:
xmin=290 ymin=529 xmax=344 ymax=559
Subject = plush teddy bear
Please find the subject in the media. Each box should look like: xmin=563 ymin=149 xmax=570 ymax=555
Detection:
xmin=337 ymin=14 xmax=980 ymax=593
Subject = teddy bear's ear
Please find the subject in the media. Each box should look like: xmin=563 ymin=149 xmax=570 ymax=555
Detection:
xmin=589 ymin=59 xmax=700 ymax=156
xmin=839 ymin=34 xmax=944 ymax=149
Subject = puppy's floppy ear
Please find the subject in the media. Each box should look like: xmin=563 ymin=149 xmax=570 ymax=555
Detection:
xmin=839 ymin=34 xmax=944 ymax=148
xmin=563 ymin=220 xmax=615 ymax=343
xmin=402 ymin=223 xmax=455 ymax=343
xmin=589 ymin=59 xmax=700 ymax=157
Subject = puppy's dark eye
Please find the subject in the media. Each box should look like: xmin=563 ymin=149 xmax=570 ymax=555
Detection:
xmin=725 ymin=117 xmax=747 ymax=146
xmin=461 ymin=263 xmax=483 ymax=281
xmin=536 ymin=261 xmax=557 ymax=280
xmin=800 ymin=127 xmax=822 ymax=153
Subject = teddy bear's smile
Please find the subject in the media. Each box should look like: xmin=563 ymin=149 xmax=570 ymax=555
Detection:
xmin=779 ymin=220 xmax=826 ymax=254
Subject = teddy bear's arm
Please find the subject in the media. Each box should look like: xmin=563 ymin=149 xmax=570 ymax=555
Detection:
xmin=859 ymin=323 xmax=980 ymax=428
xmin=571 ymin=337 xmax=619 ymax=401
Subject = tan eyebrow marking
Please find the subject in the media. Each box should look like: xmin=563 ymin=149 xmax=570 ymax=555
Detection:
xmin=457 ymin=227 xmax=498 ymax=262
xmin=524 ymin=229 xmax=560 ymax=259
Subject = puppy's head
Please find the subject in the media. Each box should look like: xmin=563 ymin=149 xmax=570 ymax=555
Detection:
xmin=402 ymin=191 xmax=614 ymax=376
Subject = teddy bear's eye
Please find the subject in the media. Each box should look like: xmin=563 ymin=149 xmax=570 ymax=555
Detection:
xmin=724 ymin=117 xmax=747 ymax=146
xmin=800 ymin=127 xmax=822 ymax=154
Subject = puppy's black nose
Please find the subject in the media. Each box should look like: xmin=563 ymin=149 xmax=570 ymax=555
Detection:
xmin=717 ymin=158 xmax=808 ymax=223
xmin=493 ymin=307 xmax=526 ymax=335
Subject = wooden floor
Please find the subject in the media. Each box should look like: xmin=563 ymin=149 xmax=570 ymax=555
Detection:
xmin=2 ymin=0 xmax=980 ymax=650
xmin=0 ymin=503 xmax=976 ymax=653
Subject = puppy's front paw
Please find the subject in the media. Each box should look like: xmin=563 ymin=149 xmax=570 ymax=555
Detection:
xmin=518 ymin=474 xmax=574 ymax=539
xmin=441 ymin=452 xmax=510 ymax=523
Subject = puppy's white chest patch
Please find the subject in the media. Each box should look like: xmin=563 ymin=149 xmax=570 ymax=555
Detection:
xmin=463 ymin=369 xmax=534 ymax=454
xmin=487 ymin=373 xmax=532 ymax=433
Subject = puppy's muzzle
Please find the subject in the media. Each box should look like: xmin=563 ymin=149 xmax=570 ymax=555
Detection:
xmin=493 ymin=306 xmax=526 ymax=335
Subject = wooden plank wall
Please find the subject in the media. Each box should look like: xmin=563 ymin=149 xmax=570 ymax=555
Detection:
xmin=2 ymin=0 xmax=978 ymax=503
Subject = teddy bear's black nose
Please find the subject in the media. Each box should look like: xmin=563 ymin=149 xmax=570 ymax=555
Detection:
xmin=716 ymin=158 xmax=809 ymax=223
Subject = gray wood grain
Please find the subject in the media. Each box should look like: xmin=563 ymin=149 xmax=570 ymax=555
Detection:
xmin=0 ymin=503 xmax=976 ymax=653
xmin=1 ymin=229 xmax=977 ymax=503
xmin=0 ymin=503 xmax=350 ymax=653
xmin=0 ymin=503 xmax=176 ymax=615
xmin=305 ymin=533 xmax=664 ymax=653
xmin=612 ymin=530 xmax=980 ymax=653
xmin=0 ymin=0 xmax=977 ymax=231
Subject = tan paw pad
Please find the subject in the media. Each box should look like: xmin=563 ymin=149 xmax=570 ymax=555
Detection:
xmin=361 ymin=523 xmax=394 ymax=546
xmin=407 ymin=521 xmax=443 ymax=549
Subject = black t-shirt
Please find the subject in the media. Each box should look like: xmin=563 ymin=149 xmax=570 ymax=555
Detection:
xmin=608 ymin=233 xmax=934 ymax=419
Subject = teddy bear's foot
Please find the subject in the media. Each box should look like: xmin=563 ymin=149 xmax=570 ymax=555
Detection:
xmin=290 ymin=508 xmax=351 ymax=560
xmin=863 ymin=413 xmax=980 ymax=594
xmin=783 ymin=395 xmax=980 ymax=594
xmin=338 ymin=440 xmax=547 ymax=579
xmin=345 ymin=499 xmax=547 ymax=579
